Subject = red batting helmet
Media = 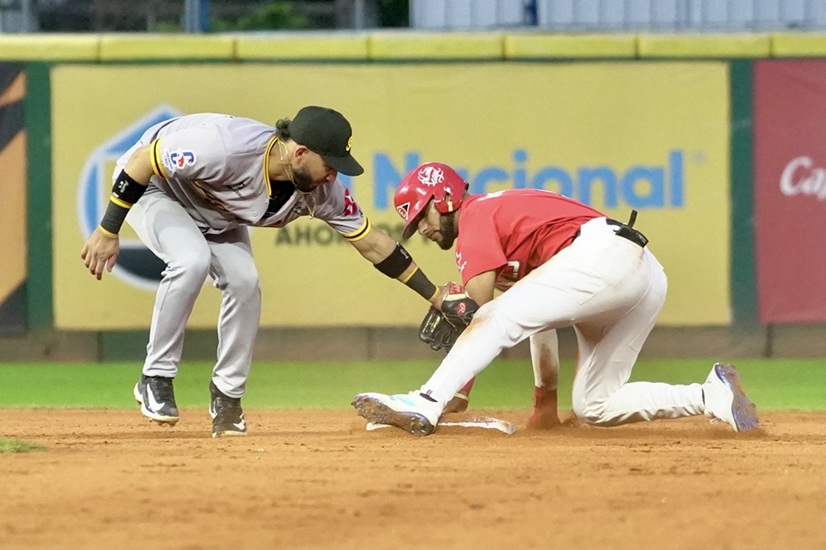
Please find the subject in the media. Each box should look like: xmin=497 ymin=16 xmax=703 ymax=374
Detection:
xmin=394 ymin=162 xmax=468 ymax=240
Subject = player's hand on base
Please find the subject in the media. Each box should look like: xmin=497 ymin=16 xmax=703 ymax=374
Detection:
xmin=80 ymin=228 xmax=120 ymax=280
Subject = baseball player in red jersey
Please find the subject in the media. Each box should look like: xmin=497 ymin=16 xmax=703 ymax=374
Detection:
xmin=81 ymin=107 xmax=449 ymax=438
xmin=353 ymin=162 xmax=759 ymax=435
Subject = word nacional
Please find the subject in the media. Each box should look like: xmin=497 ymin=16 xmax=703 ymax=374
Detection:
xmin=371 ymin=149 xmax=688 ymax=210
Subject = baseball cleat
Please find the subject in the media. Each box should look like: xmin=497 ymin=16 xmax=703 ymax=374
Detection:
xmin=134 ymin=375 xmax=179 ymax=426
xmin=352 ymin=392 xmax=442 ymax=436
xmin=209 ymin=381 xmax=247 ymax=438
xmin=703 ymin=363 xmax=759 ymax=432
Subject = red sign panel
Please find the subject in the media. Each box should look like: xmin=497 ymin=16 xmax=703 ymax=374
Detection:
xmin=754 ymin=60 xmax=826 ymax=323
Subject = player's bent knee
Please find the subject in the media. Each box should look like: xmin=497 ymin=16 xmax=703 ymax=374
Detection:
xmin=167 ymin=254 xmax=211 ymax=283
xmin=223 ymin=272 xmax=260 ymax=297
xmin=572 ymin=399 xmax=609 ymax=426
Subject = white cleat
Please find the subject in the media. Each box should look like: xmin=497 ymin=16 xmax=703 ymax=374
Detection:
xmin=703 ymin=363 xmax=759 ymax=432
xmin=352 ymin=391 xmax=443 ymax=435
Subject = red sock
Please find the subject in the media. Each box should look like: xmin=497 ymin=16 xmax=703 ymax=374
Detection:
xmin=457 ymin=377 xmax=476 ymax=398
xmin=533 ymin=386 xmax=557 ymax=412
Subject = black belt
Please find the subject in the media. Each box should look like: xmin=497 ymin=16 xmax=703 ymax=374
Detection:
xmin=574 ymin=210 xmax=649 ymax=248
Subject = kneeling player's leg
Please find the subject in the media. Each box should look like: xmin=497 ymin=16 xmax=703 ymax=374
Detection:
xmin=571 ymin=252 xmax=704 ymax=426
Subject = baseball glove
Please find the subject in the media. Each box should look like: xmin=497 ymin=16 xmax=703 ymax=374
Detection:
xmin=418 ymin=283 xmax=480 ymax=352
xmin=440 ymin=282 xmax=479 ymax=330
xmin=418 ymin=306 xmax=460 ymax=352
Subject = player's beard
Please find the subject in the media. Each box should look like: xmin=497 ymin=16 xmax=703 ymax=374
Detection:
xmin=437 ymin=212 xmax=458 ymax=250
xmin=291 ymin=166 xmax=317 ymax=193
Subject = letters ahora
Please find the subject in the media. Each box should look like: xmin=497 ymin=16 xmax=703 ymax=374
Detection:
xmin=780 ymin=156 xmax=826 ymax=200
xmin=374 ymin=150 xmax=686 ymax=210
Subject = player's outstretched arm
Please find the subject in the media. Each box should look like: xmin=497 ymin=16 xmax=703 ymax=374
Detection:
xmin=350 ymin=227 xmax=441 ymax=305
xmin=80 ymin=145 xmax=153 ymax=280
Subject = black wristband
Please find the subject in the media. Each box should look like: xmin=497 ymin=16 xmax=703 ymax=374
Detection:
xmin=404 ymin=267 xmax=438 ymax=301
xmin=99 ymin=200 xmax=130 ymax=236
xmin=374 ymin=242 xmax=413 ymax=279
xmin=112 ymin=169 xmax=146 ymax=205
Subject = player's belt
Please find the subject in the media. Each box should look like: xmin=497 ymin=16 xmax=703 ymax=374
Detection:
xmin=605 ymin=219 xmax=648 ymax=248
xmin=573 ymin=210 xmax=649 ymax=248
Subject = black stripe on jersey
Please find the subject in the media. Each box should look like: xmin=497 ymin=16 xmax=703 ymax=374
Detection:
xmin=342 ymin=218 xmax=371 ymax=242
xmin=150 ymin=139 xmax=166 ymax=178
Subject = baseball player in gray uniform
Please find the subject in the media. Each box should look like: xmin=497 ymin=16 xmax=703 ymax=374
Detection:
xmin=81 ymin=106 xmax=445 ymax=438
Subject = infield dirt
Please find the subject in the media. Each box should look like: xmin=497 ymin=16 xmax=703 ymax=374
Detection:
xmin=1 ymin=409 xmax=824 ymax=550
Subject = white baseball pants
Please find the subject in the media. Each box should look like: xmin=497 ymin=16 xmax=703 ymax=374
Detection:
xmin=421 ymin=217 xmax=705 ymax=425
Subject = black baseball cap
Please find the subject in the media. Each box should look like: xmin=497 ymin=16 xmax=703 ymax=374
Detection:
xmin=288 ymin=106 xmax=364 ymax=176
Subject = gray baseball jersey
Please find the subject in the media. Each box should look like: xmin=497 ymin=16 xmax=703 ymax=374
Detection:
xmin=121 ymin=113 xmax=371 ymax=398
xmin=139 ymin=113 xmax=369 ymax=238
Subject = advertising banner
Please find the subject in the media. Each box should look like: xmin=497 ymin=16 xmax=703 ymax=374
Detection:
xmin=52 ymin=62 xmax=730 ymax=329
xmin=0 ymin=63 xmax=27 ymax=333
xmin=754 ymin=60 xmax=826 ymax=323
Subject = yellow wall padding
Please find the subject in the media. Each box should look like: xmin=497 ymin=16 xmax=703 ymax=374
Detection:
xmin=0 ymin=34 xmax=100 ymax=60
xmin=638 ymin=33 xmax=771 ymax=58
xmin=6 ymin=32 xmax=826 ymax=62
xmin=504 ymin=33 xmax=637 ymax=59
xmin=771 ymin=33 xmax=826 ymax=57
xmin=99 ymin=34 xmax=235 ymax=60
xmin=368 ymin=32 xmax=504 ymax=60
xmin=235 ymin=34 xmax=370 ymax=60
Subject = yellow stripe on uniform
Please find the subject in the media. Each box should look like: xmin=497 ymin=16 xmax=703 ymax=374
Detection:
xmin=400 ymin=266 xmax=419 ymax=284
xmin=97 ymin=224 xmax=117 ymax=237
xmin=109 ymin=195 xmax=133 ymax=209
xmin=341 ymin=218 xmax=371 ymax=242
xmin=262 ymin=135 xmax=278 ymax=197
xmin=150 ymin=138 xmax=167 ymax=178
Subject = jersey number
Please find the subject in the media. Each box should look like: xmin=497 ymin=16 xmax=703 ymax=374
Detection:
xmin=497 ymin=260 xmax=521 ymax=289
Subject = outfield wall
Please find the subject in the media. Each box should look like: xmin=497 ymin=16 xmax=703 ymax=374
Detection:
xmin=3 ymin=32 xmax=826 ymax=360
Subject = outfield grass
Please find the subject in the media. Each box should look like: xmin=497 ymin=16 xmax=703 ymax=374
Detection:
xmin=0 ymin=358 xmax=823 ymax=411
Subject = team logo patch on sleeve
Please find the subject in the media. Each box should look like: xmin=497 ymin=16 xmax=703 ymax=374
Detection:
xmin=163 ymin=149 xmax=197 ymax=171
xmin=342 ymin=188 xmax=361 ymax=217
xmin=396 ymin=202 xmax=410 ymax=220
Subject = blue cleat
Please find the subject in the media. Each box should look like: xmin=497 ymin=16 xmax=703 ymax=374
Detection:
xmin=703 ymin=363 xmax=759 ymax=432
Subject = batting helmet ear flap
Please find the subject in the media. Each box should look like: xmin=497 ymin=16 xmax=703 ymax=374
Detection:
xmin=442 ymin=182 xmax=469 ymax=213
xmin=444 ymin=192 xmax=454 ymax=213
